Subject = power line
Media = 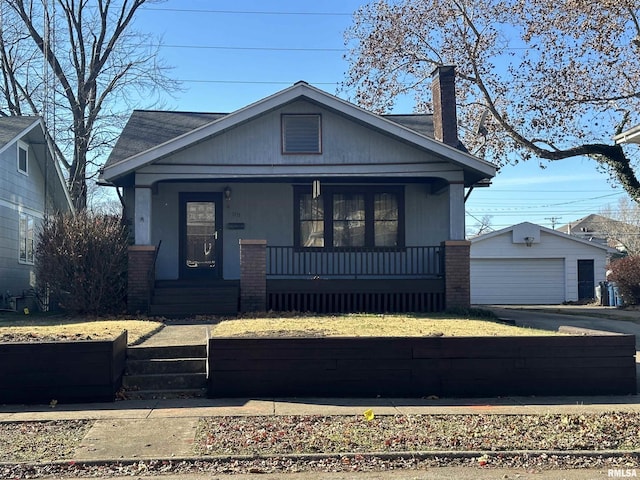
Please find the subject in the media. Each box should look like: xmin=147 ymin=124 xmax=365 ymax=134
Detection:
xmin=163 ymin=44 xmax=344 ymax=52
xmin=141 ymin=7 xmax=353 ymax=16
xmin=179 ymin=79 xmax=339 ymax=86
xmin=544 ymin=217 xmax=561 ymax=229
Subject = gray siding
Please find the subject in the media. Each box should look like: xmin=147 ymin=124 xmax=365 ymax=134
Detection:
xmin=150 ymin=181 xmax=449 ymax=281
xmin=138 ymin=100 xmax=464 ymax=183
xmin=0 ymin=140 xmax=46 ymax=297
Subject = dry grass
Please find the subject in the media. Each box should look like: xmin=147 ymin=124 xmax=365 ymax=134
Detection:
xmin=0 ymin=315 xmax=163 ymax=345
xmin=210 ymin=313 xmax=558 ymax=338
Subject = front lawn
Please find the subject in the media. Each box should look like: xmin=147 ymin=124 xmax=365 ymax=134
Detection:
xmin=0 ymin=314 xmax=163 ymax=345
xmin=210 ymin=312 xmax=558 ymax=338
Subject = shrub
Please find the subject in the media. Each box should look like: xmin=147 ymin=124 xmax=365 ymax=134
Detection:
xmin=607 ymin=256 xmax=640 ymax=305
xmin=35 ymin=212 xmax=129 ymax=314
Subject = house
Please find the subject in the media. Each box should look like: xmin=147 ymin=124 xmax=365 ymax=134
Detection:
xmin=100 ymin=67 xmax=496 ymax=315
xmin=0 ymin=117 xmax=73 ymax=310
xmin=614 ymin=124 xmax=640 ymax=145
xmin=470 ymin=222 xmax=613 ymax=305
xmin=556 ymin=214 xmax=612 ymax=246
xmin=558 ymin=214 xmax=639 ymax=255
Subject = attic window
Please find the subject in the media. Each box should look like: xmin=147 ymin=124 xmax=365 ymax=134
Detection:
xmin=17 ymin=142 xmax=28 ymax=175
xmin=282 ymin=114 xmax=321 ymax=154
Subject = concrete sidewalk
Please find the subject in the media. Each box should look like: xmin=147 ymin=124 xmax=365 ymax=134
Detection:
xmin=3 ymin=306 xmax=639 ymax=467
xmin=2 ymin=395 xmax=640 ymax=462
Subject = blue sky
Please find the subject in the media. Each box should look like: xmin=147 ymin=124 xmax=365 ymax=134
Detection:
xmin=131 ymin=0 xmax=630 ymax=233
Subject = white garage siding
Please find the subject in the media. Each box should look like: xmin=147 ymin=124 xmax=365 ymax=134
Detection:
xmin=471 ymin=258 xmax=566 ymax=305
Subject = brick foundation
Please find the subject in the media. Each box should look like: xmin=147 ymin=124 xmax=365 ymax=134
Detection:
xmin=240 ymin=239 xmax=267 ymax=313
xmin=442 ymin=240 xmax=471 ymax=310
xmin=127 ymin=245 xmax=157 ymax=314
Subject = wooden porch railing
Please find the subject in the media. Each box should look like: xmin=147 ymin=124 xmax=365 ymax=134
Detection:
xmin=266 ymin=246 xmax=442 ymax=278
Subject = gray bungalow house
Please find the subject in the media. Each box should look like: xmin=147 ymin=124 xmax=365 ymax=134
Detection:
xmin=0 ymin=117 xmax=73 ymax=310
xmin=100 ymin=67 xmax=496 ymax=316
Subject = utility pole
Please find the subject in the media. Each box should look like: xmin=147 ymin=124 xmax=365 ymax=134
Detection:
xmin=545 ymin=217 xmax=561 ymax=229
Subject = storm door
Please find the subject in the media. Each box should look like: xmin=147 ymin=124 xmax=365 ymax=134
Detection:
xmin=180 ymin=193 xmax=222 ymax=279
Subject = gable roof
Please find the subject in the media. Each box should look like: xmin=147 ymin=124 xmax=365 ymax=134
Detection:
xmin=105 ymin=110 xmax=436 ymax=168
xmin=471 ymin=221 xmax=614 ymax=252
xmin=0 ymin=116 xmax=41 ymax=150
xmin=106 ymin=111 xmax=227 ymax=167
xmin=0 ymin=116 xmax=73 ymax=213
xmin=557 ymin=214 xmax=624 ymax=236
xmin=101 ymin=81 xmax=495 ymax=185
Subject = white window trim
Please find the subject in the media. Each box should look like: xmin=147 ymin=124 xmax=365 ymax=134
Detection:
xmin=18 ymin=212 xmax=35 ymax=265
xmin=17 ymin=140 xmax=28 ymax=176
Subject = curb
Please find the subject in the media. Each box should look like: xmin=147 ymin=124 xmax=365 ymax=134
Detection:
xmin=3 ymin=449 xmax=640 ymax=468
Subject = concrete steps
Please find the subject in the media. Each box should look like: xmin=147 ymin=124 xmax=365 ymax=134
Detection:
xmin=123 ymin=344 xmax=208 ymax=400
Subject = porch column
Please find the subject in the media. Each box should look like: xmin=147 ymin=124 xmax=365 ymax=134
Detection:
xmin=449 ymin=182 xmax=465 ymax=240
xmin=442 ymin=240 xmax=471 ymax=310
xmin=134 ymin=186 xmax=152 ymax=245
xmin=127 ymin=245 xmax=157 ymax=314
xmin=240 ymin=239 xmax=267 ymax=312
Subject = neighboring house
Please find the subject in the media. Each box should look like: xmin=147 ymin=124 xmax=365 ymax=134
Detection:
xmin=470 ymin=222 xmax=613 ymax=305
xmin=100 ymin=67 xmax=496 ymax=315
xmin=558 ymin=214 xmax=637 ymax=254
xmin=614 ymin=124 xmax=640 ymax=145
xmin=0 ymin=117 xmax=73 ymax=310
xmin=557 ymin=214 xmax=614 ymax=246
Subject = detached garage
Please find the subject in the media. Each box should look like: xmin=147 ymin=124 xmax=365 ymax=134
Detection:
xmin=470 ymin=222 xmax=612 ymax=305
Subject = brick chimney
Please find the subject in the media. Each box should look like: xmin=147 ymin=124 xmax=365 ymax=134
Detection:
xmin=431 ymin=65 xmax=458 ymax=147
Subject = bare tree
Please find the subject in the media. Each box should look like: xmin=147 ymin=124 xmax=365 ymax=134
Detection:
xmin=466 ymin=214 xmax=493 ymax=238
xmin=0 ymin=0 xmax=178 ymax=210
xmin=344 ymin=0 xmax=640 ymax=200
xmin=600 ymin=198 xmax=640 ymax=255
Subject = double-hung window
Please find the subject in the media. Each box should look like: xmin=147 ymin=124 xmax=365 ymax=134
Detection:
xmin=19 ymin=212 xmax=35 ymax=264
xmin=295 ymin=186 xmax=404 ymax=248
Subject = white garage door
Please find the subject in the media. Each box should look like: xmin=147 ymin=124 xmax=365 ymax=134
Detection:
xmin=471 ymin=258 xmax=565 ymax=305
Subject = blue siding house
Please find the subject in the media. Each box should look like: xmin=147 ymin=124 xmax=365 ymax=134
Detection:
xmin=100 ymin=68 xmax=496 ymax=316
xmin=0 ymin=117 xmax=73 ymax=311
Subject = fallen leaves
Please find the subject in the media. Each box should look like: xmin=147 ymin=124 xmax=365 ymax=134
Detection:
xmin=195 ymin=412 xmax=640 ymax=456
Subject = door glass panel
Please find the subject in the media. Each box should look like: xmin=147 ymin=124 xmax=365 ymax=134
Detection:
xmin=186 ymin=201 xmax=216 ymax=269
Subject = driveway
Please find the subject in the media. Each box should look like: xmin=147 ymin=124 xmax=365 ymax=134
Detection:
xmin=486 ymin=305 xmax=640 ymax=348
xmin=486 ymin=305 xmax=640 ymax=393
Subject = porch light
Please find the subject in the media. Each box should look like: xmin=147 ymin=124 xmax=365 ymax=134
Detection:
xmin=224 ymin=186 xmax=232 ymax=206
xmin=524 ymin=236 xmax=535 ymax=247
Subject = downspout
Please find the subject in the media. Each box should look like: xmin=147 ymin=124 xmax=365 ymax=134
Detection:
xmin=44 ymin=142 xmax=48 ymax=216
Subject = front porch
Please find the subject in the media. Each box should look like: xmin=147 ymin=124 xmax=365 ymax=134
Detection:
xmin=266 ymin=245 xmax=445 ymax=313
xmin=129 ymin=240 xmax=469 ymax=316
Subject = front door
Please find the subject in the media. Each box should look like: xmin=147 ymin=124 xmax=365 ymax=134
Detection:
xmin=180 ymin=193 xmax=222 ymax=279
xmin=577 ymin=259 xmax=595 ymax=300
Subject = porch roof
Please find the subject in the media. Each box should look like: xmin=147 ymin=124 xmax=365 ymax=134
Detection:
xmin=101 ymin=81 xmax=496 ymax=186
